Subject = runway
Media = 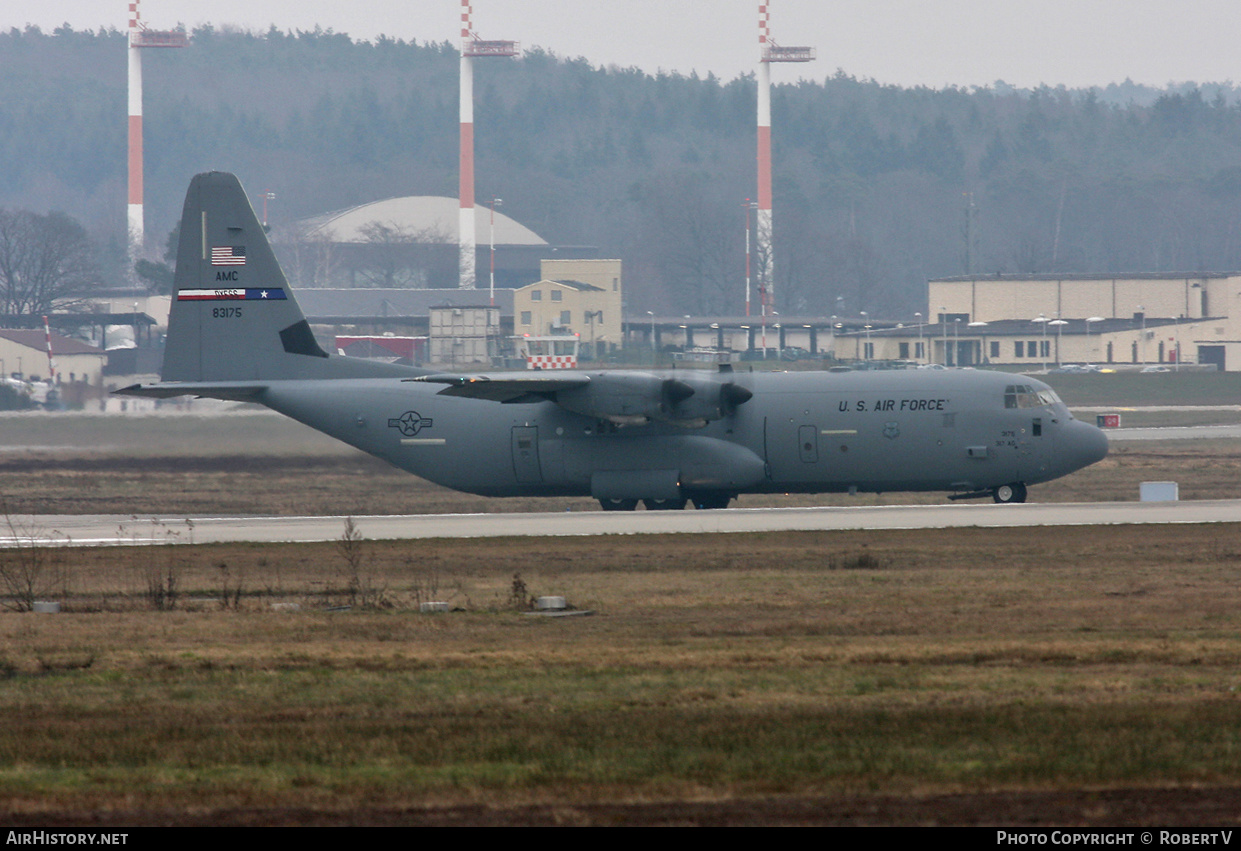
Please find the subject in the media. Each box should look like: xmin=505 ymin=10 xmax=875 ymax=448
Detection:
xmin=1105 ymin=424 xmax=1241 ymax=440
xmin=7 ymin=499 xmax=1240 ymax=547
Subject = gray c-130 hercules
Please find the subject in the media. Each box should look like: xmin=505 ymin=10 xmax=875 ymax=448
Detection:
xmin=119 ymin=172 xmax=1108 ymax=509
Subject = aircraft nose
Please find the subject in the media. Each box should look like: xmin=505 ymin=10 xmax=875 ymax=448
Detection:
xmin=1065 ymin=419 xmax=1109 ymax=470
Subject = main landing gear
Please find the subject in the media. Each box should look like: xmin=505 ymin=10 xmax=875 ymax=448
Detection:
xmin=948 ymin=482 xmax=1029 ymax=503
xmin=642 ymin=498 xmax=687 ymax=510
xmin=992 ymin=482 xmax=1028 ymax=504
xmin=599 ymin=498 xmax=639 ymax=511
xmin=596 ymin=492 xmax=734 ymax=511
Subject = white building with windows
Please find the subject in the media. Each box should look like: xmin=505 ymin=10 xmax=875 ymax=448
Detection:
xmin=851 ymin=273 xmax=1241 ymax=370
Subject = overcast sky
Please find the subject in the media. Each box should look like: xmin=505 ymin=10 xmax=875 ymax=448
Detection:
xmin=10 ymin=1 xmax=1241 ymax=90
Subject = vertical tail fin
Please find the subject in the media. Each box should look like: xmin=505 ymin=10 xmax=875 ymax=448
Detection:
xmin=160 ymin=172 xmax=328 ymax=382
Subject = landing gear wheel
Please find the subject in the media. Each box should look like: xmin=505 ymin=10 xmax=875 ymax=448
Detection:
xmin=642 ymin=498 xmax=687 ymax=510
xmin=599 ymin=498 xmax=638 ymax=512
xmin=687 ymin=492 xmax=732 ymax=510
xmin=992 ymin=482 xmax=1028 ymax=504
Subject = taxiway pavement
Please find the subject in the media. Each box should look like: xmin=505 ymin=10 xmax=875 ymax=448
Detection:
xmin=6 ymin=499 xmax=1239 ymax=547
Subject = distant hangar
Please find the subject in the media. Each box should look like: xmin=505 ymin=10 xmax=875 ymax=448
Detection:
xmin=284 ymin=195 xmax=595 ymax=290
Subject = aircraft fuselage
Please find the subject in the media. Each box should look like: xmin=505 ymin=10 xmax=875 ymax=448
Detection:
xmin=257 ymin=367 xmax=1107 ymax=503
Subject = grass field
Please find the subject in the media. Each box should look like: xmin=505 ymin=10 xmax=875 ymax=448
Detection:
xmin=2 ymin=525 xmax=1241 ymax=825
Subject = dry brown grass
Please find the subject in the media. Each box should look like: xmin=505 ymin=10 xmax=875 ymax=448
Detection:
xmin=2 ymin=524 xmax=1241 ymax=822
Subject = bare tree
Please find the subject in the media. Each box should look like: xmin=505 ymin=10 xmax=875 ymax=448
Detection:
xmin=272 ymin=219 xmax=337 ymax=288
xmin=0 ymin=508 xmax=66 ymax=612
xmin=0 ymin=209 xmax=97 ymax=315
xmin=355 ymin=220 xmax=452 ymax=288
xmin=638 ymin=174 xmax=740 ymax=316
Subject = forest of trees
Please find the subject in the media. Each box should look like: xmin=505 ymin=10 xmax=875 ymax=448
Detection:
xmin=7 ymin=24 xmax=1241 ymax=319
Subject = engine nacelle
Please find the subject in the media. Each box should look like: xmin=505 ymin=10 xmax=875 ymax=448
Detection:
xmin=555 ymin=373 xmax=753 ymax=427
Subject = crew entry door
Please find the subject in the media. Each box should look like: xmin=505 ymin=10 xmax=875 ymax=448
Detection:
xmin=511 ymin=426 xmax=542 ymax=484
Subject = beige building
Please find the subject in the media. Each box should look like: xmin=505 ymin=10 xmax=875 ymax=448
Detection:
xmin=0 ymin=329 xmax=105 ymax=385
xmin=513 ymin=259 xmax=623 ymax=357
xmin=0 ymin=329 xmax=107 ymax=407
xmin=850 ymin=273 xmax=1241 ymax=370
xmin=929 ymin=273 xmax=1226 ymax=328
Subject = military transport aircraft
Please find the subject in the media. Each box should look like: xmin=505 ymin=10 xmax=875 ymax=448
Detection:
xmin=119 ymin=173 xmax=1109 ymax=510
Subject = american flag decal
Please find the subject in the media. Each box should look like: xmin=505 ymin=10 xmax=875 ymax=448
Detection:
xmin=211 ymin=246 xmax=246 ymax=266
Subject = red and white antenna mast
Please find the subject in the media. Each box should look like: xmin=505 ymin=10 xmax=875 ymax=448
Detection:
xmin=756 ymin=2 xmax=814 ymax=313
xmin=42 ymin=316 xmax=56 ymax=384
xmin=127 ymin=0 xmax=185 ymax=260
xmin=459 ymin=1 xmax=518 ymax=289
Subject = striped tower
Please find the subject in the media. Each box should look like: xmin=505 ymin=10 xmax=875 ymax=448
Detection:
xmin=756 ymin=4 xmax=773 ymax=312
xmin=458 ymin=1 xmax=517 ymax=289
xmin=127 ymin=1 xmax=144 ymax=253
xmin=125 ymin=1 xmax=185 ymax=261
xmin=42 ymin=315 xmax=56 ymax=383
xmin=755 ymin=2 xmax=814 ymax=313
xmin=459 ymin=0 xmax=475 ymax=289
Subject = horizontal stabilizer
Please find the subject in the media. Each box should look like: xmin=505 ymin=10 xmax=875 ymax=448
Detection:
xmin=115 ymin=381 xmax=267 ymax=403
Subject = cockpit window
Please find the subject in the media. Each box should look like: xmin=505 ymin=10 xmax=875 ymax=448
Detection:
xmin=1004 ymin=384 xmax=1060 ymax=409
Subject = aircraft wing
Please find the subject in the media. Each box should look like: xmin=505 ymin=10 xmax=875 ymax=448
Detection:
xmin=406 ymin=373 xmax=591 ymax=403
xmin=408 ymin=371 xmax=752 ymax=426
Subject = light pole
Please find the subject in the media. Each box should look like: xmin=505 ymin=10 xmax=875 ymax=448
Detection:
xmin=1172 ymin=315 xmax=1181 ymax=371
xmin=968 ymin=320 xmax=988 ymax=366
xmin=761 ymin=302 xmax=768 ymax=358
xmin=859 ymin=311 xmax=868 ymax=364
xmin=1048 ymin=319 xmax=1067 ymax=366
xmin=939 ymin=306 xmax=948 ymax=365
xmin=647 ymin=311 xmax=655 ymax=355
xmin=261 ymin=191 xmax=276 ymax=228
xmin=915 ymin=312 xmax=923 ymax=363
xmin=1086 ymin=316 xmax=1104 ymax=366
xmin=1137 ymin=304 xmax=1146 ymax=365
xmin=1033 ymin=314 xmax=1048 ymax=373
xmin=488 ymin=197 xmax=502 ymax=306
xmin=585 ymin=310 xmax=602 ymax=360
xmin=743 ymin=199 xmax=757 ymax=316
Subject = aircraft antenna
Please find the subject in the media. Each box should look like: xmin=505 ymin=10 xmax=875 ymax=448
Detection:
xmin=126 ymin=1 xmax=186 ymax=264
xmin=756 ymin=2 xmax=814 ymax=315
xmin=459 ymin=1 xmax=518 ymax=289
